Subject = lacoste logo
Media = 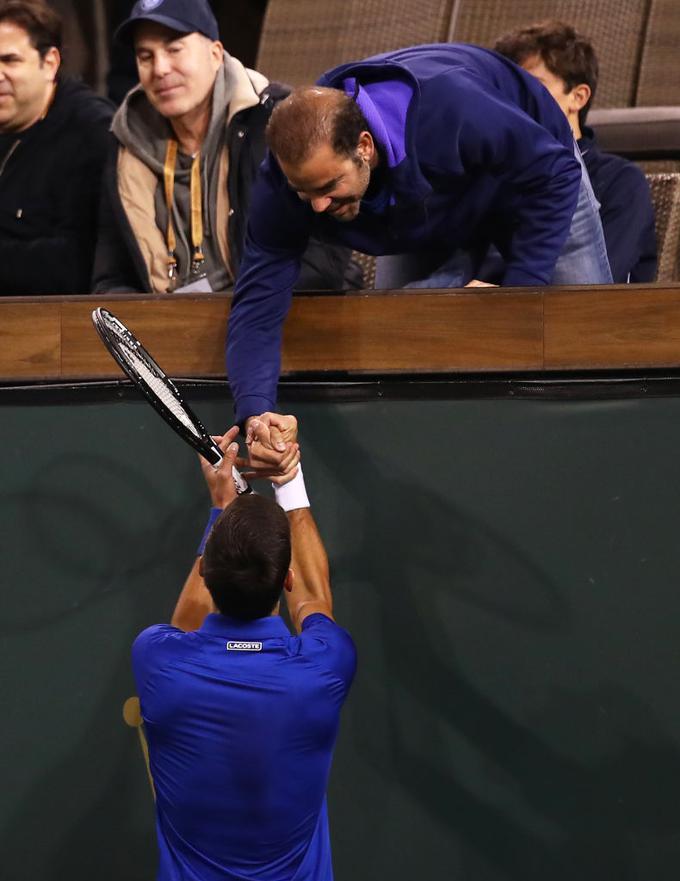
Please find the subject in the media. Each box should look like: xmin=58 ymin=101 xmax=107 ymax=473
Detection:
xmin=227 ymin=641 xmax=262 ymax=652
xmin=140 ymin=0 xmax=164 ymax=11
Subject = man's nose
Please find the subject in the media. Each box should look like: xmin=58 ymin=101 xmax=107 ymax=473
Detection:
xmin=152 ymin=54 xmax=173 ymax=77
xmin=310 ymin=196 xmax=332 ymax=213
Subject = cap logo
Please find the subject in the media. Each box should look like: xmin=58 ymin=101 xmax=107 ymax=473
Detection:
xmin=140 ymin=0 xmax=164 ymax=11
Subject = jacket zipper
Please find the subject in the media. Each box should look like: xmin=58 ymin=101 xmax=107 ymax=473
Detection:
xmin=0 ymin=139 xmax=20 ymax=179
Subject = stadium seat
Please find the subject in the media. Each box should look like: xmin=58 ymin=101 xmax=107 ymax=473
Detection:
xmin=635 ymin=0 xmax=680 ymax=107
xmin=589 ymin=107 xmax=680 ymax=175
xmin=256 ymin=0 xmax=455 ymax=85
xmin=448 ymin=0 xmax=648 ymax=108
xmin=647 ymin=174 xmax=680 ymax=282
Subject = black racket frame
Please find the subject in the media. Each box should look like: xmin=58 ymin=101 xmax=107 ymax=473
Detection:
xmin=92 ymin=308 xmax=250 ymax=493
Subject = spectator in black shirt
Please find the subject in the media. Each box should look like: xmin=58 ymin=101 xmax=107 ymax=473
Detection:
xmin=495 ymin=19 xmax=657 ymax=284
xmin=0 ymin=0 xmax=113 ymax=295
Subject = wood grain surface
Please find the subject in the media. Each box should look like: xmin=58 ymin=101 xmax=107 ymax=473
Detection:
xmin=544 ymin=287 xmax=680 ymax=368
xmin=2 ymin=285 xmax=680 ymax=382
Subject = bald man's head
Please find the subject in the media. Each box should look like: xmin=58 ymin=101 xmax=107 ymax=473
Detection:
xmin=266 ymin=86 xmax=369 ymax=166
xmin=266 ymin=86 xmax=377 ymax=222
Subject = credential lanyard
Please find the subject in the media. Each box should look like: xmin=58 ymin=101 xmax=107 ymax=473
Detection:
xmin=163 ymin=140 xmax=205 ymax=284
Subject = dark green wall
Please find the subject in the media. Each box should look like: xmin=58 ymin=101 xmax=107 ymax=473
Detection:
xmin=2 ymin=391 xmax=680 ymax=880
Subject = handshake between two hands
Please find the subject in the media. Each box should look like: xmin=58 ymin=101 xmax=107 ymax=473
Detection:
xmin=199 ymin=412 xmax=300 ymax=509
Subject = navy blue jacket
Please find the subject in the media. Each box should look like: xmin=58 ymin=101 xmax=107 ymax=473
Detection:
xmin=227 ymin=44 xmax=581 ymax=423
xmin=579 ymin=128 xmax=657 ymax=284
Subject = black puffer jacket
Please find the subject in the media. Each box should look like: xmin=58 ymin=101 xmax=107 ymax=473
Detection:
xmin=92 ymin=83 xmax=362 ymax=293
xmin=0 ymin=77 xmax=113 ymax=295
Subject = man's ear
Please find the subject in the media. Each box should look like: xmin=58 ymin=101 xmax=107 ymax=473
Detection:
xmin=284 ymin=569 xmax=294 ymax=593
xmin=210 ymin=39 xmax=224 ymax=69
xmin=198 ymin=556 xmax=205 ymax=577
xmin=357 ymin=130 xmax=375 ymax=164
xmin=570 ymin=82 xmax=591 ymax=112
xmin=41 ymin=46 xmax=61 ymax=83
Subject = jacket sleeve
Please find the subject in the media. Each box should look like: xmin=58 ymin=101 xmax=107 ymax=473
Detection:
xmin=597 ymin=163 xmax=657 ymax=284
xmin=226 ymin=156 xmax=312 ymax=425
xmin=91 ymin=146 xmax=147 ymax=293
xmin=443 ymin=78 xmax=582 ymax=286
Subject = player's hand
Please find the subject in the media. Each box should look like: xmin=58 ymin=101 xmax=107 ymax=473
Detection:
xmin=199 ymin=425 xmax=241 ymax=508
xmin=465 ymin=279 xmax=498 ymax=287
xmin=246 ymin=412 xmax=298 ymax=449
xmin=244 ymin=413 xmax=300 ymax=478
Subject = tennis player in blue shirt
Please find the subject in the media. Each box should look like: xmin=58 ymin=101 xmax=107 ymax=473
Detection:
xmin=132 ymin=418 xmax=356 ymax=881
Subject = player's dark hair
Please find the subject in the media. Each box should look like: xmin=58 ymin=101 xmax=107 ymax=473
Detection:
xmin=0 ymin=0 xmax=63 ymax=58
xmin=202 ymin=494 xmax=291 ymax=620
xmin=266 ymin=86 xmax=369 ymax=166
xmin=494 ymin=19 xmax=598 ymax=127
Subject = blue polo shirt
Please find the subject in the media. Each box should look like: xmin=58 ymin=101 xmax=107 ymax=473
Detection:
xmin=132 ymin=611 xmax=356 ymax=881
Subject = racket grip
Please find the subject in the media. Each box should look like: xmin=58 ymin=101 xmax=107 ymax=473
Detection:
xmin=206 ymin=442 xmax=250 ymax=494
xmin=232 ymin=465 xmax=252 ymax=495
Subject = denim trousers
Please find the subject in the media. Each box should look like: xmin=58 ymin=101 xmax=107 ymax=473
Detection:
xmin=374 ymin=145 xmax=613 ymax=289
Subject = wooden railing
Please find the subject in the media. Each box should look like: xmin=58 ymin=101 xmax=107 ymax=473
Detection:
xmin=3 ymin=284 xmax=680 ymax=382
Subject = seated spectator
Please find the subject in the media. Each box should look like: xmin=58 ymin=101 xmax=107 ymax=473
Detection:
xmin=494 ymin=20 xmax=657 ymax=284
xmin=0 ymin=0 xmax=113 ymax=295
xmin=106 ymin=0 xmax=268 ymax=106
xmin=93 ymin=0 xmax=360 ymax=294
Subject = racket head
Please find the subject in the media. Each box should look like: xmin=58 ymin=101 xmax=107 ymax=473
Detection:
xmin=92 ymin=308 xmax=249 ymax=492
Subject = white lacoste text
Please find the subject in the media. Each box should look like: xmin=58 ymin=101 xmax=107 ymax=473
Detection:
xmin=226 ymin=641 xmax=263 ymax=652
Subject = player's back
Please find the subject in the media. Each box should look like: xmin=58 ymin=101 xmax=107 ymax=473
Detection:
xmin=132 ymin=612 xmax=356 ymax=881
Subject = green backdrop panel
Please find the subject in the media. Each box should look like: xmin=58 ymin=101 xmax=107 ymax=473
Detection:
xmin=1 ymin=392 xmax=679 ymax=880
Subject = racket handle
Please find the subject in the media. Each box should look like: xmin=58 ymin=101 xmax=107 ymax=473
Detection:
xmin=206 ymin=442 xmax=251 ymax=495
xmin=205 ymin=444 xmax=253 ymax=495
xmin=232 ymin=465 xmax=252 ymax=495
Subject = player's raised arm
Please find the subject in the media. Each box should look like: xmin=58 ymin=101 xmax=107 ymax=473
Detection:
xmin=285 ymin=505 xmax=333 ymax=631
xmin=170 ymin=427 xmax=241 ymax=631
xmin=248 ymin=418 xmax=333 ymax=631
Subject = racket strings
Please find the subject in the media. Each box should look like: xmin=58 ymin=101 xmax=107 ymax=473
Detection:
xmin=93 ymin=310 xmax=246 ymax=486
xmin=118 ymin=339 xmax=202 ymax=439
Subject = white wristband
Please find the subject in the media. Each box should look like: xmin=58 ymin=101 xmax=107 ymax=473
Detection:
xmin=273 ymin=464 xmax=310 ymax=512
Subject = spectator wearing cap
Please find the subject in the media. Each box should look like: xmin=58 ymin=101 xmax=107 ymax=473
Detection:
xmin=93 ymin=0 xmax=360 ymax=294
xmin=0 ymin=0 xmax=112 ymax=294
xmin=495 ymin=20 xmax=657 ymax=284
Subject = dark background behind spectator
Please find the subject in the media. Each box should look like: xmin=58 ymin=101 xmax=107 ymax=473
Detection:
xmin=49 ymin=0 xmax=269 ymax=102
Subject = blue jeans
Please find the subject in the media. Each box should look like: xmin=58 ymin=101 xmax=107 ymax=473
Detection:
xmin=375 ymin=145 xmax=613 ymax=289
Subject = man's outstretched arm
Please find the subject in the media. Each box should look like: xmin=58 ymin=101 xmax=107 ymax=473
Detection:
xmin=227 ymin=157 xmax=313 ymax=426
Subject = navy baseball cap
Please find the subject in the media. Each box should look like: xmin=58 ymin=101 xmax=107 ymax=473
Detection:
xmin=115 ymin=0 xmax=219 ymax=45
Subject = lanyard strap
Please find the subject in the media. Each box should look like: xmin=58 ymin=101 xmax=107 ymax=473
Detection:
xmin=190 ymin=151 xmax=205 ymax=266
xmin=163 ymin=140 xmax=179 ymax=281
xmin=163 ymin=140 xmax=205 ymax=283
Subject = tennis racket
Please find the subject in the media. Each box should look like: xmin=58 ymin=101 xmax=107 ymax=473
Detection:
xmin=92 ymin=307 xmax=250 ymax=494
